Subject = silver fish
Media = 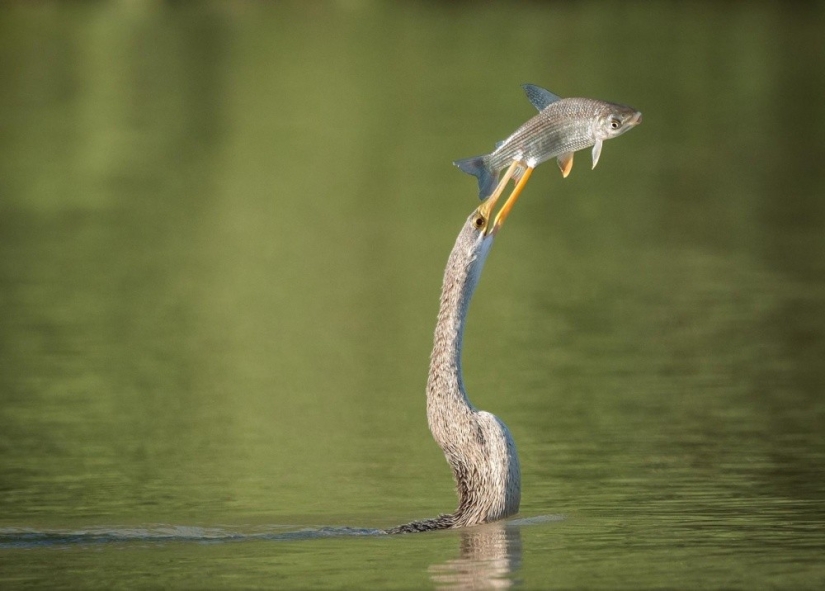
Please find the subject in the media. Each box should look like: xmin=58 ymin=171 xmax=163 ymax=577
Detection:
xmin=455 ymin=84 xmax=642 ymax=199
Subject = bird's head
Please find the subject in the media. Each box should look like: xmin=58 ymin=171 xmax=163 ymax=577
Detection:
xmin=459 ymin=167 xmax=528 ymax=295
xmin=458 ymin=170 xmax=529 ymax=314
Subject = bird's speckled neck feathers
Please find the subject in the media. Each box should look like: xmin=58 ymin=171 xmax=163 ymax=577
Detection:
xmin=388 ymin=212 xmax=521 ymax=534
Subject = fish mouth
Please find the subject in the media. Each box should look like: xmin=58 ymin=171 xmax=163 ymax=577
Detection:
xmin=630 ymin=111 xmax=643 ymax=125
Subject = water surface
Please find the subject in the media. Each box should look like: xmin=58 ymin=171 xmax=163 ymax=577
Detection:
xmin=1 ymin=2 xmax=824 ymax=589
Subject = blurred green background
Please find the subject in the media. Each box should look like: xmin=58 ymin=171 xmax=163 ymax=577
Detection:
xmin=1 ymin=1 xmax=824 ymax=588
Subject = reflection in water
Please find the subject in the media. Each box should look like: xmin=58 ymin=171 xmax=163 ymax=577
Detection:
xmin=429 ymin=522 xmax=523 ymax=590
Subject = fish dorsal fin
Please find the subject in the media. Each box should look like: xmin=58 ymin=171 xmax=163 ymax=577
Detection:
xmin=495 ymin=140 xmax=505 ymax=149
xmin=522 ymin=84 xmax=562 ymax=112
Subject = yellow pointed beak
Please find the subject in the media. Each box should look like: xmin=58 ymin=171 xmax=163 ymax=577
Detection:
xmin=477 ymin=160 xmax=534 ymax=235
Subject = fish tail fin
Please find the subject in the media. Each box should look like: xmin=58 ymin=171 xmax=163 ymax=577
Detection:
xmin=453 ymin=155 xmax=497 ymax=200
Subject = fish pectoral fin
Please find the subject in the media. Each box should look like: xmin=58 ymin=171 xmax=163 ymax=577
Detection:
xmin=522 ymin=84 xmax=562 ymax=112
xmin=591 ymin=140 xmax=603 ymax=170
xmin=557 ymin=152 xmax=574 ymax=178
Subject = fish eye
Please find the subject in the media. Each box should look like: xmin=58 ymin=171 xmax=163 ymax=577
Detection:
xmin=609 ymin=118 xmax=621 ymax=130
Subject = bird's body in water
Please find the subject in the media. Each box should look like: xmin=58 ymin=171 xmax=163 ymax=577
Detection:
xmin=388 ymin=164 xmax=529 ymax=534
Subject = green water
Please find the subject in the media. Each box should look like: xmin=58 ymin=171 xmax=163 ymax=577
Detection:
xmin=1 ymin=1 xmax=824 ymax=588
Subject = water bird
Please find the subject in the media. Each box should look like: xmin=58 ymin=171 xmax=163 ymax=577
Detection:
xmin=455 ymin=84 xmax=642 ymax=200
xmin=388 ymin=161 xmax=529 ymax=534
xmin=389 ymin=88 xmax=640 ymax=533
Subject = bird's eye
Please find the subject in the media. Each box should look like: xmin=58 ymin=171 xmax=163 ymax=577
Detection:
xmin=473 ymin=215 xmax=485 ymax=229
xmin=610 ymin=118 xmax=621 ymax=130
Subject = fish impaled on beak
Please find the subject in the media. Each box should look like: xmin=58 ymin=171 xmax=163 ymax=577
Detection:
xmin=477 ymin=160 xmax=534 ymax=235
xmin=455 ymin=84 xmax=641 ymax=197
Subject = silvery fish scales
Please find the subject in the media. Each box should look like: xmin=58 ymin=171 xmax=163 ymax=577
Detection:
xmin=455 ymin=84 xmax=642 ymax=199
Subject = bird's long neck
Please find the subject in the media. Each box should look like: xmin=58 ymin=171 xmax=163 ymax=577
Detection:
xmin=426 ymin=220 xmax=492 ymax=446
xmin=388 ymin=216 xmax=520 ymax=535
